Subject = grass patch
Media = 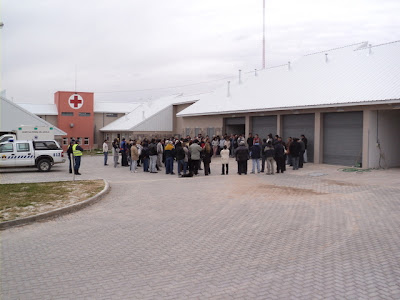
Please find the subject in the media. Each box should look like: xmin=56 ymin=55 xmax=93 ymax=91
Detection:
xmin=0 ymin=180 xmax=104 ymax=222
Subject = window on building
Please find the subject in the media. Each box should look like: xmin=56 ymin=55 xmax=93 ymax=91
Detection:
xmin=79 ymin=112 xmax=91 ymax=117
xmin=0 ymin=143 xmax=13 ymax=153
xmin=207 ymin=127 xmax=215 ymax=137
xmin=62 ymin=138 xmax=68 ymax=145
xmin=61 ymin=112 xmax=74 ymax=116
xmin=106 ymin=113 xmax=118 ymax=117
xmin=185 ymin=128 xmax=191 ymax=137
xmin=84 ymin=137 xmax=89 ymax=145
xmin=195 ymin=128 xmax=200 ymax=137
xmin=16 ymin=143 xmax=30 ymax=152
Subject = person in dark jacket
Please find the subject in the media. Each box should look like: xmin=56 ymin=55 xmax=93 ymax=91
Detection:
xmin=301 ymin=134 xmax=308 ymax=163
xmin=264 ymin=141 xmax=275 ymax=175
xmin=247 ymin=133 xmax=253 ymax=149
xmin=164 ymin=141 xmax=176 ymax=175
xmin=250 ymin=142 xmax=261 ymax=173
xmin=203 ymin=141 xmax=212 ymax=176
xmin=289 ymin=138 xmax=301 ymax=170
xmin=235 ymin=141 xmax=249 ymax=175
xmin=298 ymin=138 xmax=306 ymax=168
xmin=261 ymin=138 xmax=268 ymax=173
xmin=120 ymin=138 xmax=129 ymax=166
xmin=274 ymin=140 xmax=285 ymax=173
xmin=175 ymin=141 xmax=186 ymax=176
xmin=141 ymin=142 xmax=150 ymax=172
xmin=67 ymin=139 xmax=74 ymax=173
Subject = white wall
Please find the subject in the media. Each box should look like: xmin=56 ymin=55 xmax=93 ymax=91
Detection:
xmin=368 ymin=110 xmax=400 ymax=168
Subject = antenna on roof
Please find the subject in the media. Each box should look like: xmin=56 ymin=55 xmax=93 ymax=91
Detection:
xmin=239 ymin=70 xmax=242 ymax=84
xmin=74 ymin=65 xmax=78 ymax=93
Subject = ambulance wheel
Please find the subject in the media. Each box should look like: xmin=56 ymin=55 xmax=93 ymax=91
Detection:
xmin=37 ymin=159 xmax=52 ymax=172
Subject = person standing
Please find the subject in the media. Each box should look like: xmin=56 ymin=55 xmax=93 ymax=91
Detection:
xmin=72 ymin=139 xmax=84 ymax=175
xmin=298 ymin=137 xmax=306 ymax=168
xmin=112 ymin=138 xmax=120 ymax=168
xmin=289 ymin=138 xmax=301 ymax=170
xmin=164 ymin=141 xmax=176 ymax=175
xmin=189 ymin=139 xmax=203 ymax=175
xmin=247 ymin=133 xmax=253 ymax=149
xmin=301 ymin=134 xmax=308 ymax=163
xmin=148 ymin=139 xmax=158 ymax=173
xmin=274 ymin=140 xmax=285 ymax=174
xmin=203 ymin=140 xmax=212 ymax=176
xmin=260 ymin=138 xmax=267 ymax=173
xmin=67 ymin=139 xmax=75 ymax=173
xmin=120 ymin=138 xmax=129 ymax=166
xmin=175 ymin=141 xmax=186 ymax=176
xmin=156 ymin=139 xmax=164 ymax=170
xmin=264 ymin=141 xmax=276 ymax=175
xmin=130 ymin=141 xmax=139 ymax=173
xmin=212 ymin=137 xmax=219 ymax=157
xmin=250 ymin=141 xmax=261 ymax=174
xmin=220 ymin=145 xmax=230 ymax=175
xmin=102 ymin=140 xmax=109 ymax=166
xmin=235 ymin=141 xmax=249 ymax=175
xmin=141 ymin=142 xmax=150 ymax=172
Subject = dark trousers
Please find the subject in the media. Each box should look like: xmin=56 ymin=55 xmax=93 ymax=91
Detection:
xmin=121 ymin=151 xmax=128 ymax=166
xmin=261 ymin=156 xmax=266 ymax=172
xmin=165 ymin=157 xmax=174 ymax=174
xmin=142 ymin=157 xmax=149 ymax=172
xmin=68 ymin=154 xmax=73 ymax=173
xmin=299 ymin=151 xmax=305 ymax=168
xmin=275 ymin=156 xmax=285 ymax=173
xmin=74 ymin=156 xmax=81 ymax=173
xmin=222 ymin=164 xmax=229 ymax=174
xmin=204 ymin=161 xmax=210 ymax=175
xmin=191 ymin=160 xmax=200 ymax=175
xmin=238 ymin=160 xmax=247 ymax=174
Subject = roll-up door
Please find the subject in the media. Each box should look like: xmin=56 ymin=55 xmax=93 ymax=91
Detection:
xmin=251 ymin=116 xmax=277 ymax=140
xmin=282 ymin=114 xmax=315 ymax=162
xmin=323 ymin=112 xmax=363 ymax=166
xmin=224 ymin=117 xmax=245 ymax=135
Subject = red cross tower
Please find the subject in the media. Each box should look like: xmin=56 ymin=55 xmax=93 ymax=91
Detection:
xmin=55 ymin=91 xmax=94 ymax=151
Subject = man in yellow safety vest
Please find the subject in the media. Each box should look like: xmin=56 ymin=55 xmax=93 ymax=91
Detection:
xmin=72 ymin=140 xmax=84 ymax=175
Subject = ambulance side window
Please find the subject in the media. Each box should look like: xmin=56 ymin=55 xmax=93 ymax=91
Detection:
xmin=0 ymin=143 xmax=14 ymax=153
xmin=17 ymin=143 xmax=30 ymax=152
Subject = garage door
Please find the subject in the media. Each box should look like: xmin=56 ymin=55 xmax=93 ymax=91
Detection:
xmin=323 ymin=112 xmax=363 ymax=166
xmin=282 ymin=114 xmax=315 ymax=162
xmin=252 ymin=116 xmax=277 ymax=140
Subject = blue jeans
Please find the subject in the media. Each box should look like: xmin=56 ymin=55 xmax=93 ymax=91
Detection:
xmin=251 ymin=158 xmax=260 ymax=173
xmin=165 ymin=157 xmax=174 ymax=174
xmin=74 ymin=156 xmax=81 ymax=173
xmin=292 ymin=157 xmax=299 ymax=170
xmin=103 ymin=152 xmax=108 ymax=165
xmin=142 ymin=158 xmax=149 ymax=172
xmin=177 ymin=159 xmax=187 ymax=174
xmin=149 ymin=155 xmax=157 ymax=172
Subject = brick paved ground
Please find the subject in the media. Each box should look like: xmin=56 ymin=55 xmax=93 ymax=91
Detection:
xmin=1 ymin=156 xmax=400 ymax=299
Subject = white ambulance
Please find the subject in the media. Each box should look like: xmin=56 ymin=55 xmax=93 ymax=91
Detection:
xmin=0 ymin=132 xmax=66 ymax=172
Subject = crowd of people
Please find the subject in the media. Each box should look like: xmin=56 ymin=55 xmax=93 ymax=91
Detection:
xmin=102 ymin=133 xmax=309 ymax=176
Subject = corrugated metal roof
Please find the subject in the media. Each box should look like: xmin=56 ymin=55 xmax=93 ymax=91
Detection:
xmin=17 ymin=101 xmax=141 ymax=114
xmin=94 ymin=102 xmax=141 ymax=113
xmin=100 ymin=94 xmax=200 ymax=132
xmin=17 ymin=103 xmax=58 ymax=115
xmin=0 ymin=97 xmax=67 ymax=136
xmin=177 ymin=42 xmax=400 ymax=117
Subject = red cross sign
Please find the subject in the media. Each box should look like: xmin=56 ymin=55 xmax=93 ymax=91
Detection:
xmin=68 ymin=94 xmax=84 ymax=109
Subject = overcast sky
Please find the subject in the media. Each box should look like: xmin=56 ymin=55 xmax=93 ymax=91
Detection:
xmin=1 ymin=0 xmax=399 ymax=104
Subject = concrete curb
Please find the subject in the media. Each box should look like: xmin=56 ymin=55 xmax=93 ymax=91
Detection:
xmin=0 ymin=179 xmax=110 ymax=230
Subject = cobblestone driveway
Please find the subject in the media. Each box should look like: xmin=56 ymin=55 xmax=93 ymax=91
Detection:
xmin=1 ymin=157 xmax=400 ymax=299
